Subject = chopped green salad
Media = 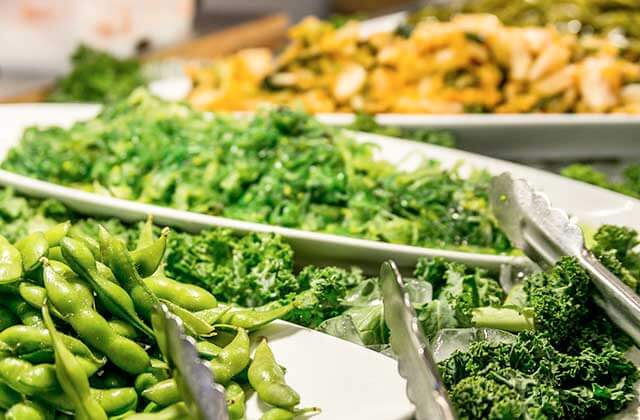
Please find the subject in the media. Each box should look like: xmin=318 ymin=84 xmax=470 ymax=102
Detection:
xmin=3 ymin=90 xmax=510 ymax=254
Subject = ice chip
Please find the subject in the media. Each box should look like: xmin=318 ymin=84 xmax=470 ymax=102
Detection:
xmin=431 ymin=328 xmax=517 ymax=363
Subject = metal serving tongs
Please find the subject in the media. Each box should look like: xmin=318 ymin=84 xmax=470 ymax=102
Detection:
xmin=380 ymin=260 xmax=458 ymax=420
xmin=151 ymin=303 xmax=229 ymax=420
xmin=489 ymin=172 xmax=640 ymax=346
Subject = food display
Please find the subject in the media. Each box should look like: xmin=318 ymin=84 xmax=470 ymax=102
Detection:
xmin=561 ymin=162 xmax=640 ymax=199
xmin=48 ymin=46 xmax=146 ymax=103
xmin=4 ymin=3 xmax=640 ymax=417
xmin=0 ymin=190 xmax=315 ymax=418
xmin=412 ymin=0 xmax=640 ymax=59
xmin=187 ymin=15 xmax=640 ymax=114
xmin=2 ymin=90 xmax=510 ymax=254
xmin=0 ymin=183 xmax=638 ymax=419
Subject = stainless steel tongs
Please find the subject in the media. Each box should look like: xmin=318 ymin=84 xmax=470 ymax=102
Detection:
xmin=380 ymin=260 xmax=458 ymax=420
xmin=489 ymin=172 xmax=640 ymax=346
xmin=151 ymin=303 xmax=229 ymax=420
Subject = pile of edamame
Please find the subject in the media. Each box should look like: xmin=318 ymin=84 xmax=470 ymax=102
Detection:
xmin=0 ymin=217 xmax=316 ymax=419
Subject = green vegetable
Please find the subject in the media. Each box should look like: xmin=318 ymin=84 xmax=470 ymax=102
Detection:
xmin=439 ymin=257 xmax=639 ymax=419
xmin=249 ymin=339 xmax=300 ymax=409
xmin=3 ymin=90 xmax=511 ymax=254
xmin=561 ymin=163 xmax=640 ymax=199
xmin=348 ymin=113 xmax=456 ymax=147
xmin=48 ymin=45 xmax=145 ymax=103
xmin=591 ymin=224 xmax=640 ymax=293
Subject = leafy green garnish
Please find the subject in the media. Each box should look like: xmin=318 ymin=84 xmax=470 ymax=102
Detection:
xmin=348 ymin=113 xmax=456 ymax=147
xmin=561 ymin=163 xmax=640 ymax=199
xmin=48 ymin=45 xmax=145 ymax=103
xmin=3 ymin=90 xmax=509 ymax=253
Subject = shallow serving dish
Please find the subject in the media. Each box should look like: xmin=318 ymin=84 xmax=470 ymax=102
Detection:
xmin=0 ymin=103 xmax=640 ymax=418
xmin=0 ymin=103 xmax=638 ymax=276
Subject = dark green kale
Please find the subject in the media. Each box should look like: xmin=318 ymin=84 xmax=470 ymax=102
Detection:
xmin=561 ymin=163 xmax=640 ymax=199
xmin=285 ymin=266 xmax=364 ymax=328
xmin=413 ymin=257 xmax=505 ymax=339
xmin=3 ymin=90 xmax=511 ymax=254
xmin=48 ymin=45 xmax=146 ymax=103
xmin=438 ymin=258 xmax=639 ymax=420
xmin=348 ymin=113 xmax=456 ymax=147
xmin=165 ymin=229 xmax=299 ymax=307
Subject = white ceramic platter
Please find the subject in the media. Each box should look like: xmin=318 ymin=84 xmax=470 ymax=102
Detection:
xmin=0 ymin=103 xmax=639 ymax=418
xmin=0 ymin=104 xmax=639 ymax=276
xmin=0 ymin=103 xmax=415 ymax=420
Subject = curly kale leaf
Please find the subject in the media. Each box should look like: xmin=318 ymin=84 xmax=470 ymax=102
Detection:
xmin=165 ymin=229 xmax=299 ymax=307
xmin=440 ymin=331 xmax=638 ymax=420
xmin=48 ymin=45 xmax=145 ymax=103
xmin=591 ymin=225 xmax=640 ymax=293
xmin=523 ymin=256 xmax=591 ymax=349
xmin=286 ymin=266 xmax=364 ymax=328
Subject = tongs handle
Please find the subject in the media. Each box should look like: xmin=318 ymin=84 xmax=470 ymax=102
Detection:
xmin=380 ymin=261 xmax=457 ymax=420
xmin=490 ymin=172 xmax=640 ymax=346
xmin=579 ymin=251 xmax=640 ymax=345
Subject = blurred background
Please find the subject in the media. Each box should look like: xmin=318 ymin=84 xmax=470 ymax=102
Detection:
xmin=0 ymin=0 xmax=416 ymax=99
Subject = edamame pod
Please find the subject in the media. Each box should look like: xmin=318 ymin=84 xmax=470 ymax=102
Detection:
xmin=61 ymin=238 xmax=153 ymax=338
xmin=143 ymin=328 xmax=250 ymax=406
xmin=249 ymin=339 xmax=300 ymax=409
xmin=42 ymin=260 xmax=150 ymax=374
xmin=144 ymin=271 xmax=217 ymax=311
xmin=217 ymin=302 xmax=293 ymax=330
xmin=2 ymin=294 xmax=42 ymax=326
xmin=260 ymin=407 xmax=321 ymax=420
xmin=0 ymin=325 xmax=105 ymax=374
xmin=5 ymin=401 xmax=49 ymax=420
xmin=99 ymin=229 xmax=157 ymax=319
xmin=130 ymin=227 xmax=168 ymax=278
xmin=42 ymin=305 xmax=107 ymax=420
xmin=226 ymin=381 xmax=246 ymax=420
xmin=15 ymin=232 xmax=48 ymax=273
xmin=43 ymin=221 xmax=71 ymax=247
xmin=124 ymin=402 xmax=188 ymax=420
xmin=0 ymin=236 xmax=22 ymax=284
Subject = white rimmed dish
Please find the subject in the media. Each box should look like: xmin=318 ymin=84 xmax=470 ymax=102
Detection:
xmin=0 ymin=103 xmax=638 ymax=275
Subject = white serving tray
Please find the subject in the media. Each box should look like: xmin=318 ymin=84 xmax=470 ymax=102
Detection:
xmin=0 ymin=104 xmax=639 ymax=276
xmin=0 ymin=103 xmax=639 ymax=419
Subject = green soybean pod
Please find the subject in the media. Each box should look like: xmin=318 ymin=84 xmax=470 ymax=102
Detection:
xmin=99 ymin=229 xmax=157 ymax=319
xmin=2 ymin=293 xmax=42 ymax=326
xmin=217 ymin=302 xmax=293 ymax=330
xmin=42 ymin=259 xmax=149 ymax=375
xmin=136 ymin=216 xmax=155 ymax=250
xmin=43 ymin=221 xmax=71 ymax=247
xmin=130 ymin=227 xmax=169 ymax=278
xmin=15 ymin=232 xmax=49 ymax=273
xmin=144 ymin=271 xmax=217 ymax=311
xmin=107 ymin=319 xmax=139 ymax=340
xmin=226 ymin=381 xmax=246 ymax=420
xmin=125 ymin=402 xmax=188 ymax=420
xmin=0 ymin=305 xmax=19 ymax=331
xmin=0 ymin=325 xmax=105 ymax=374
xmin=61 ymin=238 xmax=154 ymax=339
xmin=0 ymin=384 xmax=20 ymax=410
xmin=249 ymin=339 xmax=299 ymax=409
xmin=0 ymin=236 xmax=22 ymax=284
xmin=5 ymin=401 xmax=50 ymax=420
xmin=260 ymin=407 xmax=321 ymax=420
xmin=0 ymin=357 xmax=59 ymax=394
xmin=143 ymin=328 xmax=250 ymax=406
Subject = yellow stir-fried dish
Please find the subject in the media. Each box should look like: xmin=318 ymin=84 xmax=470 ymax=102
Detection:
xmin=187 ymin=14 xmax=640 ymax=114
